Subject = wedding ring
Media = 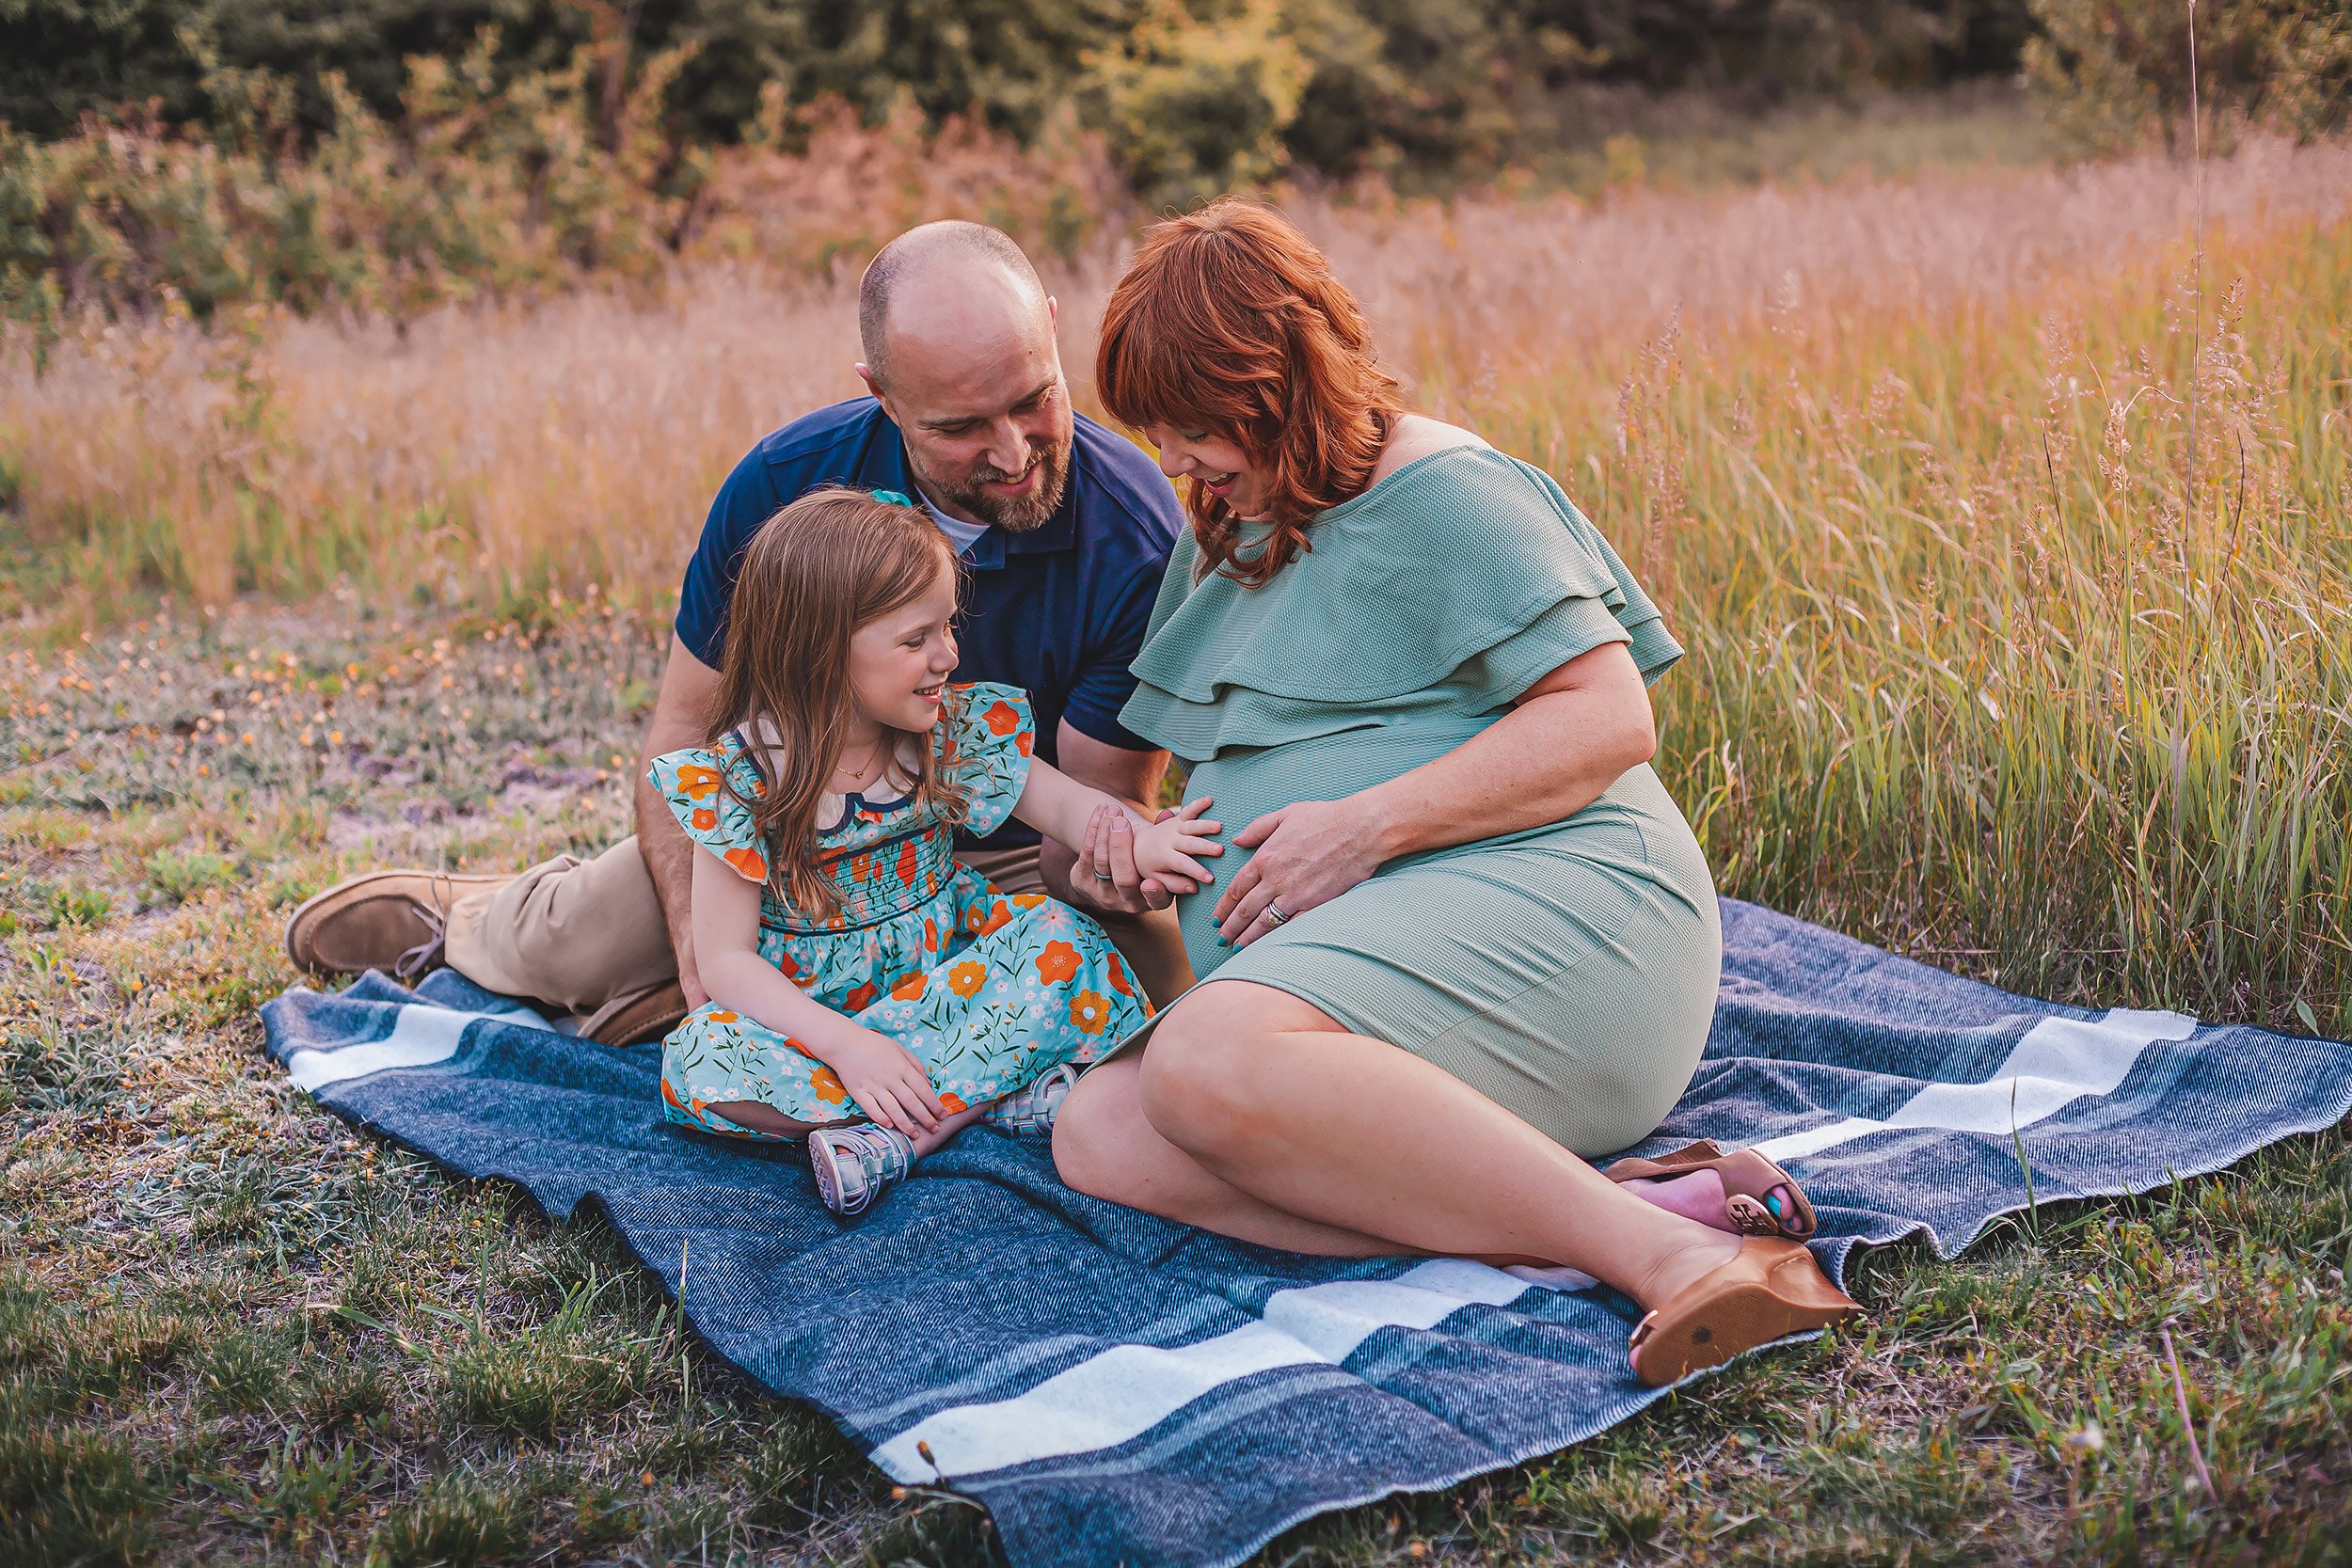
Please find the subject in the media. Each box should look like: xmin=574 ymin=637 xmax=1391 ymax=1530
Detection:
xmin=1263 ymin=899 xmax=1291 ymax=927
xmin=1093 ymin=868 xmax=1116 ymax=882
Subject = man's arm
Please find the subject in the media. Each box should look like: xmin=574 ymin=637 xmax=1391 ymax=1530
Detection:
xmin=636 ymin=636 xmax=723 ymax=1007
xmin=1039 ymin=720 xmax=1169 ymax=913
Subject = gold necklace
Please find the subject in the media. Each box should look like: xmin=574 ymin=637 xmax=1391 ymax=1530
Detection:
xmin=833 ymin=733 xmax=885 ymax=791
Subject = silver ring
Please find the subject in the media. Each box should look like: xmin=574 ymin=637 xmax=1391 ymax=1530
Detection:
xmin=1262 ymin=899 xmax=1290 ymax=927
xmin=1093 ymin=869 xmax=1116 ymax=883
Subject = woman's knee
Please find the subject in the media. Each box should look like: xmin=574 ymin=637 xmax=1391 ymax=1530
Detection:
xmin=1134 ymin=991 xmax=1279 ymax=1158
xmin=1051 ymin=1058 xmax=1146 ymax=1200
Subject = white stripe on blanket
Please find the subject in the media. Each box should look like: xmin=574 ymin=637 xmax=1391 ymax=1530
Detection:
xmin=869 ymin=1258 xmax=1541 ymax=1482
xmin=1751 ymin=1006 xmax=2196 ymax=1164
xmin=871 ymin=1006 xmax=2196 ymax=1483
xmin=284 ymin=994 xmax=551 ymax=1091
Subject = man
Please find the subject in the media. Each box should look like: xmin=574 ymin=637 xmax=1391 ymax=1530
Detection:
xmin=287 ymin=221 xmax=1193 ymax=1044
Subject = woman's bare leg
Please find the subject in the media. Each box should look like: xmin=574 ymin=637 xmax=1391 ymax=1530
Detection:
xmin=1056 ymin=980 xmax=1740 ymax=1310
xmin=1055 ymin=1057 xmax=1403 ymax=1257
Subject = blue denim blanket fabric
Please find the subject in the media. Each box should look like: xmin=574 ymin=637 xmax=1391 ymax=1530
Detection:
xmin=260 ymin=898 xmax=2352 ymax=1568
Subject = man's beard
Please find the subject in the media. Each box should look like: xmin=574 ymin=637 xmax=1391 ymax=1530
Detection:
xmin=917 ymin=436 xmax=1070 ymax=532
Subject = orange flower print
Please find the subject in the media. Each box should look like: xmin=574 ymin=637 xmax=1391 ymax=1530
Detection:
xmin=980 ymin=898 xmax=1012 ymax=935
xmin=982 ymin=700 xmax=1021 ymax=736
xmin=723 ymin=846 xmax=769 ymax=882
xmin=1009 ymin=892 xmax=1047 ymax=911
xmin=895 ymin=840 xmax=919 ymax=885
xmin=781 ymin=1035 xmax=818 ymax=1058
xmin=809 ymin=1066 xmax=849 ymax=1105
xmin=706 ymin=1009 xmax=739 ymax=1023
xmin=891 ymin=971 xmax=927 ymax=1002
xmin=938 ymin=1092 xmax=967 ymax=1113
xmin=675 ymin=762 xmax=723 ymax=800
xmin=1105 ymin=954 xmax=1133 ymax=997
xmin=923 ymin=917 xmax=940 ymax=953
xmin=850 ymin=850 xmax=874 ymax=882
xmin=947 ymin=959 xmax=987 ymax=998
xmin=691 ymin=806 xmax=718 ymax=831
xmin=1016 ymin=729 xmax=1034 ymax=757
xmin=845 ymin=981 xmax=878 ymax=1012
xmin=661 ymin=1078 xmax=688 ymax=1110
xmin=1035 ymin=940 xmax=1081 ymax=987
xmin=1070 ymin=989 xmax=1112 ymax=1035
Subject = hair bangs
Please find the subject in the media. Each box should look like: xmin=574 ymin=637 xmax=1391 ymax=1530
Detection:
xmin=1096 ymin=199 xmax=1400 ymax=587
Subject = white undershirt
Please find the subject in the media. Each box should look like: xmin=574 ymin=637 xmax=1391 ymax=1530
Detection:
xmin=914 ymin=486 xmax=990 ymax=554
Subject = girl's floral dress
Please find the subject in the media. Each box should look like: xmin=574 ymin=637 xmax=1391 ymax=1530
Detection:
xmin=647 ymin=683 xmax=1151 ymax=1141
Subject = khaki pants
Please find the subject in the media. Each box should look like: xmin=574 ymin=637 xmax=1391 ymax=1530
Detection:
xmin=442 ymin=835 xmax=1196 ymax=1014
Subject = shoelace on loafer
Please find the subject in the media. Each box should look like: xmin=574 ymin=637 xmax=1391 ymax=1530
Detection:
xmin=391 ymin=902 xmax=448 ymax=981
xmin=389 ymin=873 xmax=469 ymax=982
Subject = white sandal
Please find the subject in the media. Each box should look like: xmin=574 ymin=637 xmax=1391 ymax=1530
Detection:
xmin=808 ymin=1124 xmax=914 ymax=1216
xmin=983 ymin=1063 xmax=1079 ymax=1135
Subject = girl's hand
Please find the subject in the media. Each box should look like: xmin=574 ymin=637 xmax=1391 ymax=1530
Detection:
xmin=1214 ymin=799 xmax=1386 ymax=948
xmin=1077 ymin=804 xmax=1183 ymax=912
xmin=1130 ymin=797 xmax=1222 ymax=892
xmin=823 ymin=1028 xmax=946 ymax=1138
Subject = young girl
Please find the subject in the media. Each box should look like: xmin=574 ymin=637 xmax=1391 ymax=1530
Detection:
xmin=648 ymin=486 xmax=1220 ymax=1215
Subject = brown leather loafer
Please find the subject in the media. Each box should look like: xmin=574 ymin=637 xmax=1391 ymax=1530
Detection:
xmin=1628 ymin=1236 xmax=1861 ymax=1387
xmin=580 ymin=981 xmax=691 ymax=1048
xmin=284 ymin=870 xmax=516 ymax=980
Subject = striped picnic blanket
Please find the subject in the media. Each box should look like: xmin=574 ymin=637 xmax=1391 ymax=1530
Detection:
xmin=260 ymin=898 xmax=2352 ymax=1568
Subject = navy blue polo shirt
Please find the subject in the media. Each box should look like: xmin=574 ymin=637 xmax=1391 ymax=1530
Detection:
xmin=674 ymin=397 xmax=1183 ymax=847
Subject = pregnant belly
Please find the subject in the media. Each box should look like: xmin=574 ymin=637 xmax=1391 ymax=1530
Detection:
xmin=1175 ymin=720 xmax=1486 ymax=975
xmin=1175 ymin=722 xmax=1708 ymax=984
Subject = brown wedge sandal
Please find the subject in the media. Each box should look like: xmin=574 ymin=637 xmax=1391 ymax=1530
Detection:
xmin=1605 ymin=1138 xmax=1820 ymax=1240
xmin=1627 ymin=1235 xmax=1860 ymax=1386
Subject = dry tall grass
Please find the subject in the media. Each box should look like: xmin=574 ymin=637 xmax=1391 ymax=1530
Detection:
xmin=3 ymin=138 xmax=2348 ymax=1028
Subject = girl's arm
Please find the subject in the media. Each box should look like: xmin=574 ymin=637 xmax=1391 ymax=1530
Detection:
xmin=1012 ymin=763 xmax=1222 ymax=890
xmin=690 ymin=851 xmax=946 ymax=1135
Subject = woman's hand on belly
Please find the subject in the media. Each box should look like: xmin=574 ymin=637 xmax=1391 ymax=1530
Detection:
xmin=1214 ymin=798 xmax=1391 ymax=948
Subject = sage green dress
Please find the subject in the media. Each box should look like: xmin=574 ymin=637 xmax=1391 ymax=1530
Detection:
xmin=1112 ymin=446 xmax=1723 ymax=1157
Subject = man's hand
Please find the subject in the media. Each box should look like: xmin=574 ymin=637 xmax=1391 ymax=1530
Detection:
xmin=1040 ymin=721 xmax=1170 ymax=913
xmin=636 ymin=636 xmax=723 ymax=1007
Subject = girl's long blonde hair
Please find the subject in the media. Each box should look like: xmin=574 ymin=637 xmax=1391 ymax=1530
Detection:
xmin=707 ymin=487 xmax=969 ymax=919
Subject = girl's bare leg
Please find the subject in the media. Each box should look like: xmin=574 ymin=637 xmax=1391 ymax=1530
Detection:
xmin=1053 ymin=980 xmax=1740 ymax=1309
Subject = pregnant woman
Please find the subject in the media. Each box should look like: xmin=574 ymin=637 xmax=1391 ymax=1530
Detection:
xmin=1052 ymin=199 xmax=1857 ymax=1385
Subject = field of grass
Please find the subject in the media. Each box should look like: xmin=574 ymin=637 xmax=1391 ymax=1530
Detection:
xmin=4 ymin=132 xmax=2350 ymax=1564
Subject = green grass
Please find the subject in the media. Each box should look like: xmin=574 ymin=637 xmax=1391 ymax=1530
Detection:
xmin=2 ymin=599 xmax=2346 ymax=1565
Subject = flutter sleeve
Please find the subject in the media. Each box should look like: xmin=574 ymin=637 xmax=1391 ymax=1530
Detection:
xmin=1121 ymin=450 xmax=1682 ymax=759
xmin=941 ymin=682 xmax=1036 ymax=837
xmin=647 ymin=735 xmax=773 ymax=884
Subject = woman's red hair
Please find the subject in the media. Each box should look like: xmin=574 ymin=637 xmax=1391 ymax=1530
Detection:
xmin=1095 ymin=198 xmax=1402 ymax=586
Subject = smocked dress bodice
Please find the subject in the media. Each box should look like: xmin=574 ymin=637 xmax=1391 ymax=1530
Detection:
xmin=648 ymin=682 xmax=1041 ymax=1012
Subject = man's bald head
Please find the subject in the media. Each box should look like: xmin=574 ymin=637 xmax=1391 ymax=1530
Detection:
xmin=857 ymin=222 xmax=1047 ymax=390
xmin=852 ymin=222 xmax=1073 ymax=533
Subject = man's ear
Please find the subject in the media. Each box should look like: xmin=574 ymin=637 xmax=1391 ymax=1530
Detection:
xmin=854 ymin=362 xmax=894 ymax=420
xmin=1046 ymin=296 xmax=1059 ymax=330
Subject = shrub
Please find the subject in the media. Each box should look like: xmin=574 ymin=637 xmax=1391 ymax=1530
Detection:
xmin=2026 ymin=0 xmax=2352 ymax=152
xmin=1081 ymin=0 xmax=1313 ymax=209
